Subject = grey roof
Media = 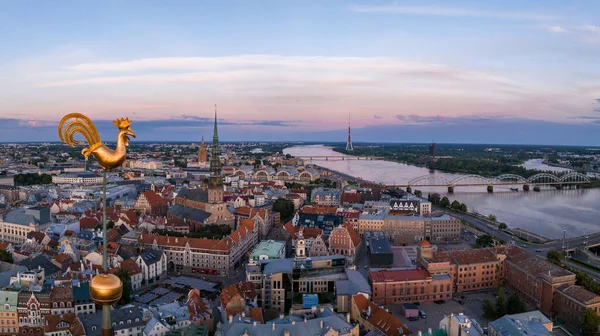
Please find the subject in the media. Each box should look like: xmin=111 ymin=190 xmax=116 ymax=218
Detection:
xmin=223 ymin=309 xmax=355 ymax=336
xmin=168 ymin=203 xmax=212 ymax=223
xmin=73 ymin=281 xmax=92 ymax=303
xmin=80 ymin=305 xmax=146 ymax=336
xmin=339 ymin=268 xmax=372 ymax=296
xmin=368 ymin=237 xmax=393 ymax=255
xmin=0 ymin=263 xmax=27 ymax=288
xmin=77 ymin=230 xmax=94 ymax=240
xmin=2 ymin=209 xmax=39 ymax=226
xmin=262 ymin=258 xmax=294 ymax=275
xmin=17 ymin=256 xmax=59 ymax=276
xmin=177 ymin=188 xmax=209 ymax=203
xmin=432 ymin=273 xmax=453 ymax=281
xmin=139 ymin=249 xmax=164 ymax=266
xmin=489 ymin=313 xmax=551 ymax=336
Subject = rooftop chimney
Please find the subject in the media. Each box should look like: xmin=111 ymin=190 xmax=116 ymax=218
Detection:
xmin=279 ymin=314 xmax=284 ymax=320
xmin=228 ymin=315 xmax=233 ymax=323
xmin=272 ymin=323 xmax=275 ymax=331
xmin=346 ymin=314 xmax=350 ymax=323
xmin=320 ymin=320 xmax=324 ymax=328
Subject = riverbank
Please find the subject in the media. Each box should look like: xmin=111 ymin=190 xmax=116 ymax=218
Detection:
xmin=285 ymin=145 xmax=600 ymax=239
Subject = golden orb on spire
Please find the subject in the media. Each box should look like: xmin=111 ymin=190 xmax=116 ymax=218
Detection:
xmin=89 ymin=273 xmax=123 ymax=306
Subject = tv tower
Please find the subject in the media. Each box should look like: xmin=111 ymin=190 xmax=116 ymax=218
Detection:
xmin=346 ymin=112 xmax=353 ymax=151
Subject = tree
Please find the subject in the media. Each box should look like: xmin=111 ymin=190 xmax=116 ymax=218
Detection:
xmin=495 ymin=287 xmax=506 ymax=317
xmin=428 ymin=193 xmax=441 ymax=205
xmin=439 ymin=197 xmax=450 ymax=208
xmin=450 ymin=200 xmax=461 ymax=210
xmin=506 ymin=292 xmax=526 ymax=314
xmin=460 ymin=203 xmax=468 ymax=212
xmin=107 ymin=221 xmax=115 ymax=230
xmin=475 ymin=235 xmax=494 ymax=248
xmin=273 ymin=198 xmax=295 ymax=222
xmin=482 ymin=299 xmax=495 ymax=318
xmin=116 ymin=268 xmax=132 ymax=305
xmin=582 ymin=308 xmax=600 ymax=336
xmin=0 ymin=250 xmax=13 ymax=264
xmin=254 ymin=159 xmax=261 ymax=167
xmin=488 ymin=214 xmax=497 ymax=222
xmin=547 ymin=250 xmax=564 ymax=265
xmin=498 ymin=223 xmax=508 ymax=230
xmin=285 ymin=154 xmax=292 ymax=159
xmin=413 ymin=190 xmax=422 ymax=198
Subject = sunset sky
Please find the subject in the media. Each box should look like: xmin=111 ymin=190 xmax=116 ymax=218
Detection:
xmin=1 ymin=1 xmax=599 ymax=144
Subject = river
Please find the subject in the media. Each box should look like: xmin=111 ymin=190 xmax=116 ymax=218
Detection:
xmin=284 ymin=145 xmax=600 ymax=239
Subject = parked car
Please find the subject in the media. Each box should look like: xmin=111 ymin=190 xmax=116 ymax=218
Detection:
xmin=419 ymin=310 xmax=427 ymax=319
xmin=408 ymin=316 xmax=419 ymax=322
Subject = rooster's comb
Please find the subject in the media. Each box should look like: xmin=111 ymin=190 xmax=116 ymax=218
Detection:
xmin=113 ymin=118 xmax=132 ymax=130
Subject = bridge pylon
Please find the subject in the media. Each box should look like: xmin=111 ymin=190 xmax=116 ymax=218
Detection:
xmin=523 ymin=184 xmax=529 ymax=191
xmin=448 ymin=186 xmax=454 ymax=193
xmin=487 ymin=185 xmax=494 ymax=193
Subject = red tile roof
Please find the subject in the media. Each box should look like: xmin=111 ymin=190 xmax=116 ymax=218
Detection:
xmin=142 ymin=190 xmax=167 ymax=207
xmin=220 ymin=281 xmax=257 ymax=316
xmin=119 ymin=258 xmax=142 ymax=275
xmin=370 ymin=268 xmax=431 ymax=282
xmin=80 ymin=217 xmax=100 ymax=230
xmin=352 ymin=295 xmax=411 ymax=336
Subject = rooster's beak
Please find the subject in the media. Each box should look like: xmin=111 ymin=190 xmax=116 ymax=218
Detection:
xmin=126 ymin=129 xmax=137 ymax=138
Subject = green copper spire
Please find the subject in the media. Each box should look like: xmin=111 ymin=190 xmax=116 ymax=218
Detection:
xmin=213 ymin=104 xmax=219 ymax=140
xmin=209 ymin=104 xmax=222 ymax=188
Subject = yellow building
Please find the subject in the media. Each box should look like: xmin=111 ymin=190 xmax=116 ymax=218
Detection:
xmin=0 ymin=290 xmax=18 ymax=335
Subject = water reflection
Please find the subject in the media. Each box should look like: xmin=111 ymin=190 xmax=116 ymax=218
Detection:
xmin=284 ymin=145 xmax=600 ymax=239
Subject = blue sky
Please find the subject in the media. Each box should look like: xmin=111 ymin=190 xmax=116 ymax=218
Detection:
xmin=0 ymin=1 xmax=599 ymax=144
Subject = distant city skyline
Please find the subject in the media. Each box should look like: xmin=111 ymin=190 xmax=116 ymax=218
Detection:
xmin=0 ymin=1 xmax=599 ymax=144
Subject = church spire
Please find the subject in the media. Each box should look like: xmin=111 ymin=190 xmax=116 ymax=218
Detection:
xmin=208 ymin=104 xmax=223 ymax=192
xmin=213 ymin=104 xmax=219 ymax=140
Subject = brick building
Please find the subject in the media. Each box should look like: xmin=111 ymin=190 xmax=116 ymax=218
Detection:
xmin=554 ymin=284 xmax=600 ymax=327
xmin=134 ymin=190 xmax=167 ymax=216
xmin=370 ymin=268 xmax=453 ymax=305
xmin=418 ymin=242 xmax=505 ymax=293
xmin=18 ymin=291 xmax=51 ymax=335
xmin=328 ymin=223 xmax=362 ymax=264
xmin=308 ymin=234 xmax=329 ymax=257
xmin=503 ymin=250 xmax=576 ymax=316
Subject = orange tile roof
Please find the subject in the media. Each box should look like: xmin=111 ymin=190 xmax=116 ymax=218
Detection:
xmin=53 ymin=253 xmax=73 ymax=265
xmin=44 ymin=313 xmax=84 ymax=336
xmin=345 ymin=223 xmax=361 ymax=247
xmin=248 ymin=307 xmax=264 ymax=324
xmin=139 ymin=220 xmax=255 ymax=253
xmin=187 ymin=289 xmax=213 ymax=322
xmin=142 ymin=190 xmax=167 ymax=207
xmin=220 ymin=281 xmax=257 ymax=316
xmin=352 ymin=295 xmax=411 ymax=336
xmin=119 ymin=258 xmax=142 ymax=275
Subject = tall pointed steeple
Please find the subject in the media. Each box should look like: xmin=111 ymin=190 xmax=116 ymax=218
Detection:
xmin=208 ymin=104 xmax=223 ymax=203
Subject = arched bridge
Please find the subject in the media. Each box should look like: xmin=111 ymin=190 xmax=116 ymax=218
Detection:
xmin=389 ymin=172 xmax=590 ymax=193
xmin=297 ymin=155 xmax=384 ymax=161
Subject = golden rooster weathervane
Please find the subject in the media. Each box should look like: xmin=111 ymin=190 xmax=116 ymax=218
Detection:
xmin=58 ymin=112 xmax=136 ymax=336
xmin=58 ymin=112 xmax=136 ymax=170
